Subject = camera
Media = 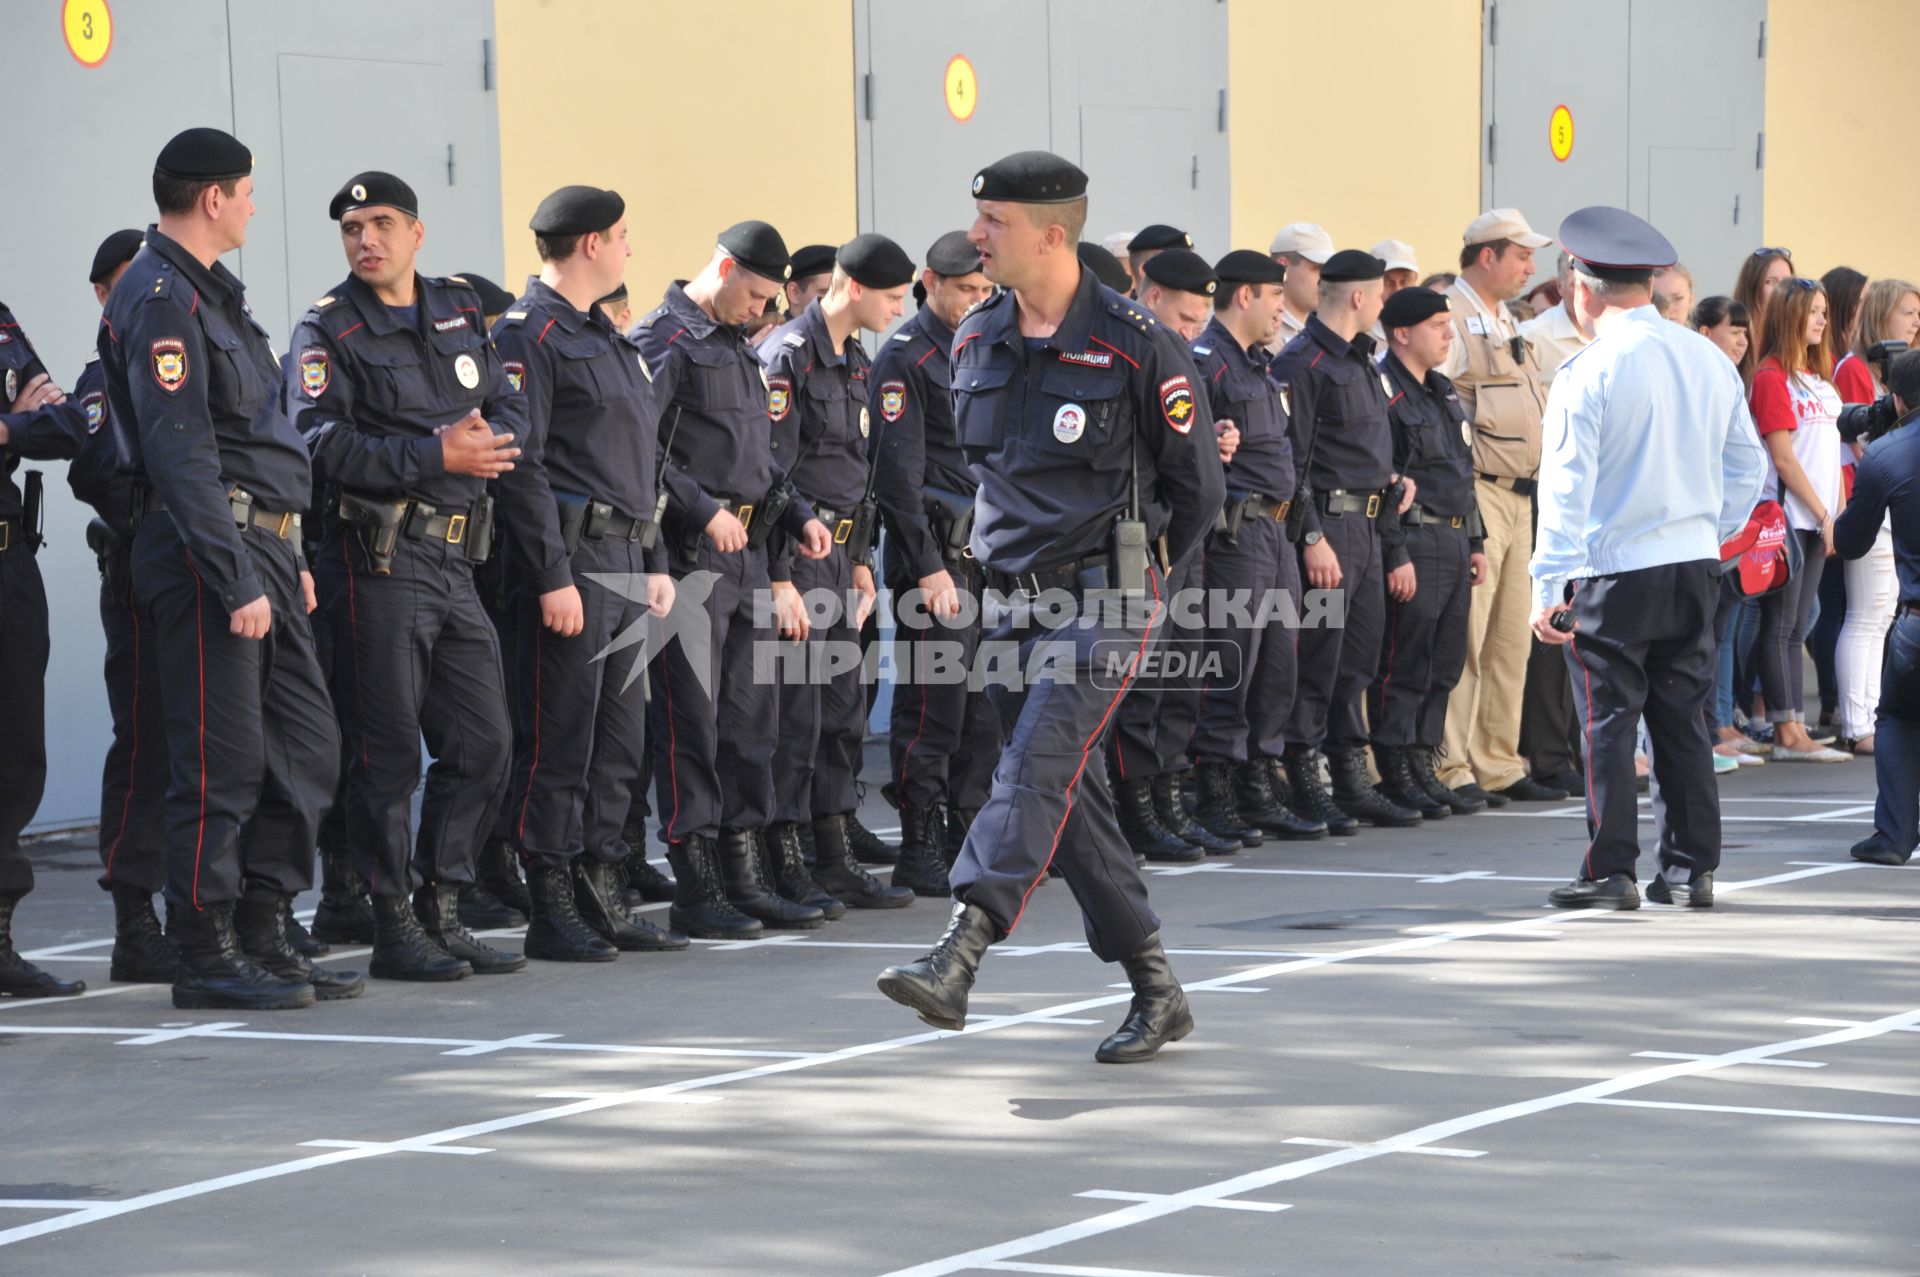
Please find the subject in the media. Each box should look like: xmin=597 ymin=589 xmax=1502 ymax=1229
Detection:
xmin=1836 ymin=340 xmax=1911 ymax=445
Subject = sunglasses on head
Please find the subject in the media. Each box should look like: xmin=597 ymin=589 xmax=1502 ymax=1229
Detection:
xmin=1779 ymin=276 xmax=1818 ymax=292
xmin=1752 ymin=247 xmax=1793 ymax=261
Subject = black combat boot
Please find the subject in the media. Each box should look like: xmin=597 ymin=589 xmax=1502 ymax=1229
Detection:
xmin=0 ymin=892 xmax=87 ymax=998
xmin=457 ymin=880 xmax=527 ymax=931
xmin=477 ymin=838 xmax=532 ymax=916
xmin=416 ymin=883 xmax=531 ymax=971
xmin=845 ymin=811 xmax=898 ymax=866
xmin=1326 ymin=745 xmax=1422 ymax=828
xmin=311 ymin=844 xmax=375 ymax=945
xmin=876 ymin=902 xmax=997 ymax=1031
xmin=1153 ymin=772 xmax=1240 ymax=854
xmin=521 ymin=864 xmax=617 ymax=962
xmin=891 ymin=804 xmax=952 ymax=897
xmin=1374 ymin=744 xmax=1448 ymax=820
xmin=170 ymin=900 xmax=313 ymax=1010
xmin=1409 ymin=746 xmax=1486 ymax=814
xmin=621 ymin=852 xmax=676 ymax=904
xmin=719 ymin=829 xmax=825 ymax=929
xmin=1229 ymin=759 xmax=1326 ymax=840
xmin=665 ymin=835 xmax=763 ymax=940
xmin=1283 ymin=746 xmax=1360 ymax=835
xmin=814 ymin=815 xmax=916 ymax=908
xmin=569 ymin=861 xmax=688 ymax=952
xmin=282 ymin=907 xmax=329 ymax=958
xmin=765 ymin=823 xmax=846 ymax=920
xmin=1190 ymin=761 xmax=1264 ymax=848
xmin=1094 ymin=932 xmax=1195 ymax=1064
xmin=369 ymin=894 xmax=473 ymax=980
xmin=109 ymin=884 xmax=178 ymax=983
xmin=235 ymin=891 xmax=365 ymax=1000
xmin=1116 ymin=776 xmax=1203 ymax=863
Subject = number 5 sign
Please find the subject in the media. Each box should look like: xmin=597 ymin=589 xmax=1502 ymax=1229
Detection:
xmin=1549 ymin=104 xmax=1574 ymax=163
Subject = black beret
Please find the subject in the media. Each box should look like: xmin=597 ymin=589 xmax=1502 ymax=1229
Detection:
xmin=789 ymin=244 xmax=838 ymax=280
xmin=971 ymin=150 xmax=1088 ymax=204
xmin=597 ymin=282 xmax=629 ymax=307
xmin=1141 ymin=248 xmax=1217 ymax=297
xmin=329 ymin=171 xmax=418 ymax=221
xmin=89 ymin=229 xmax=144 ymax=286
xmin=455 ymin=272 xmax=517 ymax=316
xmin=1213 ymin=249 xmax=1286 ymax=287
xmin=926 ymin=230 xmax=982 ymax=277
xmin=718 ymin=220 xmax=792 ymax=281
xmin=154 ymin=127 xmax=252 ymax=182
xmin=1558 ymin=205 xmax=1675 ymax=284
xmin=1077 ymin=242 xmax=1131 ymax=293
xmin=1380 ymin=286 xmax=1452 ymax=330
xmin=1128 ymin=224 xmax=1192 ymax=253
xmin=529 ymin=185 xmax=625 ymax=237
xmin=838 ymin=233 xmax=916 ymax=290
xmin=1320 ymin=249 xmax=1387 ymax=283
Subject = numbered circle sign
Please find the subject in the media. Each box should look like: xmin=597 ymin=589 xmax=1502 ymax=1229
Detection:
xmin=1549 ymin=104 xmax=1574 ymax=163
xmin=63 ymin=0 xmax=113 ymax=68
xmin=946 ymin=55 xmax=978 ymax=123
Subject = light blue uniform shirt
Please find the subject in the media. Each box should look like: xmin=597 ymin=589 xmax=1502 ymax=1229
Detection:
xmin=1530 ymin=306 xmax=1768 ymax=612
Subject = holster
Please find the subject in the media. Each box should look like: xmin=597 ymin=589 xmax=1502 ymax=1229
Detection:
xmin=334 ymin=488 xmax=406 ymax=575
xmin=554 ymin=491 xmax=590 ymax=557
xmin=463 ymin=493 xmax=496 ymax=565
xmin=923 ymin=485 xmax=976 ymax=564
xmin=1221 ymin=492 xmax=1249 ymax=547
xmin=844 ymin=498 xmax=880 ymax=564
xmin=23 ymin=469 xmax=44 ymax=551
xmin=747 ymin=481 xmax=794 ymax=551
xmin=1284 ymin=484 xmax=1312 ymax=544
xmin=1377 ymin=480 xmax=1406 ymax=537
xmin=87 ymin=517 xmax=132 ymax=592
xmin=1111 ymin=517 xmax=1151 ymax=595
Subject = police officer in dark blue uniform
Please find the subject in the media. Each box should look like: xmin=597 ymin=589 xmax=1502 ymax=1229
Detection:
xmin=632 ymin=221 xmax=836 ymax=938
xmin=1273 ymin=249 xmax=1422 ymax=832
xmin=873 ymin=231 xmax=999 ymax=895
xmin=878 ymin=151 xmax=1225 ymax=1064
xmin=290 ymin=171 xmax=531 ymax=981
xmin=1187 ymin=249 xmax=1328 ymax=845
xmin=759 ymin=234 xmax=918 ymax=915
xmin=491 ymin=185 xmax=690 ymax=961
xmin=1124 ymin=225 xmax=1193 ymax=298
xmin=100 ymin=128 xmax=348 ymax=1011
xmin=1369 ymin=285 xmax=1490 ymax=818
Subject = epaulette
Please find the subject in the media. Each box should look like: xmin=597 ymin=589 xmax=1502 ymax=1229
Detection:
xmin=83 ymin=350 xmax=100 ymax=365
xmin=1191 ymin=344 xmax=1212 ymax=356
xmin=1104 ymin=294 xmax=1157 ymax=333
xmin=890 ymin=330 xmax=916 ymax=343
xmin=141 ymin=264 xmax=179 ymax=303
xmin=313 ymin=295 xmax=337 ymax=309
xmin=497 ymin=308 xmax=530 ymax=328
xmin=632 ymin=303 xmax=669 ymax=332
xmin=446 ymin=274 xmax=467 ymax=285
xmin=781 ymin=332 xmax=806 ymax=348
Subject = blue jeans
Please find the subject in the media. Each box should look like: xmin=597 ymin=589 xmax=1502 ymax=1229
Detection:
xmin=1867 ymin=611 xmax=1920 ymax=859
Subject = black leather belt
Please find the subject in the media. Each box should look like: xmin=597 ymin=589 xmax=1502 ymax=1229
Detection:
xmin=1233 ymin=493 xmax=1292 ymax=523
xmin=1478 ymin=472 xmax=1538 ymax=496
xmin=1317 ymin=488 xmax=1384 ymax=518
xmin=716 ymin=496 xmax=756 ymax=531
xmin=581 ymin=508 xmax=649 ymax=542
xmin=1402 ymin=504 xmax=1466 ymax=529
xmin=0 ymin=517 xmax=19 ymax=553
xmin=407 ymin=506 xmax=468 ymax=545
xmin=989 ymin=552 xmax=1114 ymax=597
xmin=142 ymin=488 xmax=302 ymax=539
xmin=813 ymin=504 xmax=857 ymax=546
xmin=1902 ymin=599 xmax=1920 ymax=618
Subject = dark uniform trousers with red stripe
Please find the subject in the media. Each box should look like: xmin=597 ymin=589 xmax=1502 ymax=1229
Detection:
xmin=772 ymin=546 xmax=864 ymax=824
xmin=1560 ymin=559 xmax=1722 ymax=883
xmin=950 ymin=570 xmax=1165 ymax=963
xmin=887 ymin=560 xmax=999 ymax=813
xmin=503 ymin=535 xmax=648 ymax=871
xmin=133 ymin=516 xmax=339 ymax=911
xmin=1109 ymin=549 xmax=1204 ymax=780
xmin=0 ymin=549 xmax=50 ymax=898
xmin=1368 ymin=520 xmax=1472 ymax=748
xmin=1192 ymin=516 xmax=1300 ymax=762
xmin=317 ymin=531 xmax=510 ymax=895
xmin=94 ymin=546 xmax=168 ymax=893
xmin=1287 ymin=510 xmax=1387 ymax=749
xmin=650 ymin=539 xmax=779 ymax=843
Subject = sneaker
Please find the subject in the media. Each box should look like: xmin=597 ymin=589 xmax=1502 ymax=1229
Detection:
xmin=1734 ymin=752 xmax=1766 ymax=767
xmin=1712 ymin=753 xmax=1739 ymax=775
xmin=1769 ymin=744 xmax=1852 ymax=763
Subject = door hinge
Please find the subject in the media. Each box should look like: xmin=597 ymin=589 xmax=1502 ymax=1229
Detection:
xmin=863 ymin=73 xmax=875 ymax=121
xmin=1487 ymin=121 xmax=1498 ymax=165
xmin=1757 ymin=19 xmax=1767 ymax=57
xmin=1217 ymin=87 xmax=1227 ymax=133
xmin=1755 ymin=131 xmax=1765 ymax=170
xmin=1191 ymin=155 xmax=1199 ymax=190
xmin=481 ymin=38 xmax=494 ymax=91
xmin=1488 ymin=2 xmax=1498 ymax=46
xmin=447 ymin=144 xmax=456 ymax=186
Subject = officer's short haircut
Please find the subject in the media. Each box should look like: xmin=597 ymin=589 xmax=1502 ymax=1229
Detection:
xmin=152 ymin=174 xmax=241 ymax=217
xmin=534 ymin=227 xmax=612 ymax=263
xmin=1026 ymin=197 xmax=1088 ymax=248
xmin=1886 ymin=348 xmax=1920 ymax=407
xmin=1459 ymin=238 xmax=1516 ymax=272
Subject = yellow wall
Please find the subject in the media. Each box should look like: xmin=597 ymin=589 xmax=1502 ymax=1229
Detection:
xmin=1763 ymin=0 xmax=1920 ymax=284
xmin=494 ymin=0 xmax=858 ymax=304
xmin=1228 ymin=0 xmax=1484 ymax=278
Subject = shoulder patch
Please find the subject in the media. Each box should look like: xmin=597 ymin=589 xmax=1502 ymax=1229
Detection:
xmin=879 ymin=379 xmax=907 ymax=422
xmin=151 ymin=338 xmax=188 ymax=394
xmin=767 ymin=375 xmax=792 ymax=421
xmin=1159 ymin=374 xmax=1195 ymax=434
xmin=299 ymin=347 xmax=330 ymax=398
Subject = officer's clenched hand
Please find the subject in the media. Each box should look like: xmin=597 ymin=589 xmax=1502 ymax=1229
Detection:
xmin=796 ymin=518 xmax=834 ymax=560
xmin=229 ymin=594 xmax=272 ymax=640
xmin=1386 ymin=562 xmax=1416 ymax=603
xmin=438 ymin=410 xmax=520 ymax=478
xmin=1393 ymin=474 xmax=1417 ymax=515
xmin=1468 ymin=552 xmax=1489 ymax=586
xmin=1530 ymin=604 xmax=1574 ymax=646
xmin=706 ymin=508 xmax=748 ymax=553
xmin=852 ymin=563 xmax=877 ymax=629
xmin=300 ymin=570 xmax=318 ymax=614
xmin=540 ymin=584 xmax=585 ymax=637
xmin=8 ymin=372 xmax=66 ymax=413
xmin=1303 ymin=540 xmax=1343 ymax=590
xmin=771 ymin=580 xmax=809 ymax=642
xmin=1215 ymin=418 xmax=1240 ymax=464
xmin=917 ymin=568 xmax=960 ymax=620
xmin=646 ymin=573 xmax=675 ymax=617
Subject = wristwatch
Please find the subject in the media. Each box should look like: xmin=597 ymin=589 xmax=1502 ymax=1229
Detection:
xmin=1302 ymin=530 xmax=1323 ymax=547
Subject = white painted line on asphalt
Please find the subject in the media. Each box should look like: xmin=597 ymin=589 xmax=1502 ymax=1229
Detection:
xmin=535 ymin=1091 xmax=721 ymax=1104
xmin=875 ymin=1005 xmax=1920 ymax=1277
xmin=300 ymin=1139 xmax=493 ymax=1155
xmin=439 ymin=1032 xmax=562 ymax=1056
xmin=1583 ymin=1098 xmax=1920 ymax=1126
xmin=0 ymin=1022 xmax=821 ymax=1060
xmin=0 ymin=1202 xmax=103 ymax=1212
xmin=1075 ymin=1189 xmax=1291 ymax=1213
xmin=1145 ymin=864 xmax=1566 ymax=883
xmin=113 ymin=1020 xmax=249 ymax=1046
xmin=1281 ymin=1137 xmax=1486 ymax=1158
xmin=1785 ymin=805 xmax=1878 ymax=822
xmin=1632 ymin=1051 xmax=1824 ymax=1068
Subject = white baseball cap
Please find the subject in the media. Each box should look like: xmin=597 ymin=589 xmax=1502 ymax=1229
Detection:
xmin=1102 ymin=230 xmax=1137 ymax=259
xmin=1371 ymin=239 xmax=1420 ymax=274
xmin=1462 ymin=208 xmax=1552 ymax=249
xmin=1268 ymin=222 xmax=1335 ymax=263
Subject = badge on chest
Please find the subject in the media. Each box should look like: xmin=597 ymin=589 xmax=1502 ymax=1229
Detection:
xmin=1053 ymin=402 xmax=1086 ymax=443
xmin=454 ymin=353 xmax=481 ymax=390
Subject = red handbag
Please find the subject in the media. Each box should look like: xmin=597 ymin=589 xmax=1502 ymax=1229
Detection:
xmin=1719 ymin=500 xmax=1799 ymax=598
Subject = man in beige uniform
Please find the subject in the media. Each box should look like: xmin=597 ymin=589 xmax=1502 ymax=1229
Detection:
xmin=1265 ymin=222 xmax=1334 ymax=354
xmin=1517 ymin=251 xmax=1591 ymax=386
xmin=1436 ymin=209 xmax=1568 ymax=805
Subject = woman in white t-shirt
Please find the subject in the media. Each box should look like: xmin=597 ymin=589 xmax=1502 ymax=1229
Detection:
xmin=1747 ymin=277 xmax=1850 ymax=762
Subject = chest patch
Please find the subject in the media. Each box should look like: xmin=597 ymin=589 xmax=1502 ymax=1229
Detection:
xmin=433 ymin=315 xmax=469 ymax=333
xmin=859 ymin=405 xmax=870 ymax=438
xmin=299 ymin=347 xmax=330 ymax=398
xmin=454 ymin=353 xmax=481 ymax=390
xmin=151 ymin=338 xmax=188 ymax=394
xmin=1160 ymin=375 xmax=1195 ymax=434
xmin=1058 ymin=350 xmax=1113 ymax=369
xmin=3 ymin=368 xmax=14 ymax=403
xmin=879 ymin=380 xmax=906 ymax=422
xmin=1053 ymin=402 xmax=1086 ymax=444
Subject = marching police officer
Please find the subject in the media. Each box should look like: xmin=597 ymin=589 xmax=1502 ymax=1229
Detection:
xmin=878 ymin=151 xmax=1225 ymax=1064
xmin=1273 ymin=249 xmax=1420 ymax=831
xmin=1532 ymin=207 xmax=1766 ymax=910
xmin=1369 ymin=285 xmax=1489 ymax=818
xmin=290 ymin=171 xmax=529 ymax=980
xmin=1187 ymin=250 xmax=1326 ymax=845
xmin=632 ymin=221 xmax=835 ymax=938
xmin=873 ymin=231 xmax=998 ymax=893
xmin=759 ymin=235 xmax=918 ymax=914
xmin=100 ymin=128 xmax=348 ymax=1010
xmin=492 ymin=185 xmax=688 ymax=960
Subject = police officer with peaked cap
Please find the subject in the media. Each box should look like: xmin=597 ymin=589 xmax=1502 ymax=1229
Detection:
xmin=99 ymin=127 xmax=345 ymax=1011
xmin=1273 ymin=248 xmax=1421 ymax=833
xmin=631 ymin=219 xmax=836 ymax=938
xmin=1368 ymin=284 xmax=1489 ymax=819
xmin=1125 ymin=223 xmax=1193 ymax=293
xmin=758 ymin=234 xmax=918 ymax=915
xmin=872 ymin=230 xmax=999 ymax=896
xmin=490 ymin=184 xmax=690 ymax=958
xmin=289 ymin=171 xmax=530 ymax=981
xmin=1187 ymin=249 xmax=1327 ymax=847
xmin=878 ymin=150 xmax=1226 ymax=1065
xmin=1531 ymin=206 xmax=1767 ymax=910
